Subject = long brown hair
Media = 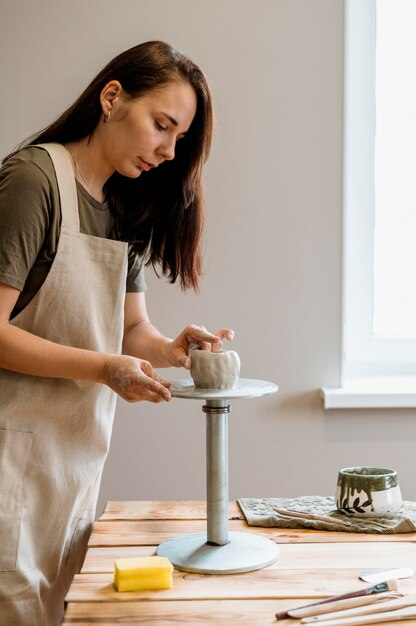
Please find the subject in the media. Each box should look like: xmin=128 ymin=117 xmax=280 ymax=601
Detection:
xmin=19 ymin=41 xmax=214 ymax=290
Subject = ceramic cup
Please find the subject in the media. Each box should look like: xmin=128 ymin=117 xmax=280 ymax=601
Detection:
xmin=336 ymin=467 xmax=402 ymax=518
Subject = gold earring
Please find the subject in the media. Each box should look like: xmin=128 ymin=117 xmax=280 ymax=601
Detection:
xmin=103 ymin=111 xmax=111 ymax=123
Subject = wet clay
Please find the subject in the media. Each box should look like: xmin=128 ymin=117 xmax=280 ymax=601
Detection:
xmin=190 ymin=350 xmax=240 ymax=390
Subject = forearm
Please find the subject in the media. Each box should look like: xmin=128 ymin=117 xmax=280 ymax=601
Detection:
xmin=0 ymin=322 xmax=107 ymax=382
xmin=122 ymin=294 xmax=234 ymax=370
xmin=122 ymin=320 xmax=173 ymax=368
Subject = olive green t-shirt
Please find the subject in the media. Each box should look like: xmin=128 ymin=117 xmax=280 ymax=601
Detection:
xmin=0 ymin=146 xmax=146 ymax=318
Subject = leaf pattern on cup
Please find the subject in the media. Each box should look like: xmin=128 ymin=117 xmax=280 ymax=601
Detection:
xmin=339 ymin=496 xmax=373 ymax=515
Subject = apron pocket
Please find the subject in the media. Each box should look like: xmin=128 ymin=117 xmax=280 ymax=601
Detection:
xmin=0 ymin=429 xmax=33 ymax=571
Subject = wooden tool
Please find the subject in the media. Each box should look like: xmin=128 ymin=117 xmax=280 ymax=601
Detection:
xmin=359 ymin=567 xmax=414 ymax=583
xmin=306 ymin=605 xmax=416 ymax=626
xmin=301 ymin=594 xmax=416 ymax=624
xmin=298 ymin=591 xmax=402 ymax=621
xmin=275 ymin=580 xmax=399 ymax=619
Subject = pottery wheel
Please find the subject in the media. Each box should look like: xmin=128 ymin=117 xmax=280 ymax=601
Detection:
xmin=156 ymin=377 xmax=279 ymax=574
xmin=170 ymin=377 xmax=278 ymax=400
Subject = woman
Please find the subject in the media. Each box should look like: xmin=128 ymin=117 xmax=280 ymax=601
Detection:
xmin=0 ymin=41 xmax=233 ymax=625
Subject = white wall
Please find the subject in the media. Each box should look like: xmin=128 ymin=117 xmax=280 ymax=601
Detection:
xmin=2 ymin=0 xmax=415 ymax=516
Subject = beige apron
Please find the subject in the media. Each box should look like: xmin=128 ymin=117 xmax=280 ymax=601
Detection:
xmin=0 ymin=143 xmax=127 ymax=626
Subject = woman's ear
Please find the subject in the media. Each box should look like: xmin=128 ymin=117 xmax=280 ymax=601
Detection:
xmin=100 ymin=80 xmax=124 ymax=121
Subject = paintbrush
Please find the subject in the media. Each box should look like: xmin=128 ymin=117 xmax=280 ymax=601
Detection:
xmin=301 ymin=592 xmax=412 ymax=623
xmin=297 ymin=590 xmax=402 ymax=621
xmin=275 ymin=579 xmax=399 ymax=620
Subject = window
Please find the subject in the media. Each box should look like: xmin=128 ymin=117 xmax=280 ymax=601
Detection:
xmin=373 ymin=1 xmax=416 ymax=338
xmin=322 ymin=0 xmax=416 ymax=408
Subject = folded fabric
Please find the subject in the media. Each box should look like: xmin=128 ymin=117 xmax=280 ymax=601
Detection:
xmin=237 ymin=496 xmax=416 ymax=534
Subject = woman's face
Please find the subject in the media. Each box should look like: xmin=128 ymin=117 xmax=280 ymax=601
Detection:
xmin=102 ymin=80 xmax=197 ymax=178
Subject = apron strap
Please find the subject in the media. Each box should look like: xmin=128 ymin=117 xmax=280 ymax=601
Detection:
xmin=37 ymin=143 xmax=80 ymax=233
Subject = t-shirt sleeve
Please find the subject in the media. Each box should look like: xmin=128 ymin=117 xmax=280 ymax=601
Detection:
xmin=127 ymin=246 xmax=147 ymax=292
xmin=0 ymin=153 xmax=147 ymax=295
xmin=0 ymin=158 xmax=52 ymax=291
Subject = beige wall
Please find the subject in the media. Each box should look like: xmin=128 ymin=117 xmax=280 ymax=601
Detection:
xmin=2 ymin=0 xmax=415 ymax=516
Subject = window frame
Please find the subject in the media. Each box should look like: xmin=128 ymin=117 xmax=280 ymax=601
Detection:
xmin=322 ymin=0 xmax=416 ymax=409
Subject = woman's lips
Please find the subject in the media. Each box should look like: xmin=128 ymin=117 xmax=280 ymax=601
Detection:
xmin=139 ymin=158 xmax=156 ymax=171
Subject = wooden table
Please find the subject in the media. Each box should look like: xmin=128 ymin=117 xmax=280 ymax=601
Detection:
xmin=63 ymin=501 xmax=416 ymax=625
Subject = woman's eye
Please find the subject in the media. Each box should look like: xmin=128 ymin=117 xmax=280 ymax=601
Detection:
xmin=156 ymin=121 xmax=168 ymax=132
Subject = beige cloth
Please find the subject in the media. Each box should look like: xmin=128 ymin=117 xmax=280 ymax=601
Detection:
xmin=0 ymin=143 xmax=127 ymax=626
xmin=238 ymin=496 xmax=416 ymax=534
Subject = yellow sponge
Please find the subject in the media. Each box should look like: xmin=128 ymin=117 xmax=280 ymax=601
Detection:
xmin=113 ymin=556 xmax=173 ymax=592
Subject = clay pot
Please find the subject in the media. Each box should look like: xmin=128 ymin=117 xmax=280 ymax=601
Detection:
xmin=190 ymin=350 xmax=240 ymax=390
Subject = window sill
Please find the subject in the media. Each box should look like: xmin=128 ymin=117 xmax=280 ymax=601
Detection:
xmin=321 ymin=377 xmax=416 ymax=409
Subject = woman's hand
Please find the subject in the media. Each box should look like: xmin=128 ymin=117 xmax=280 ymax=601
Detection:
xmin=167 ymin=325 xmax=235 ymax=369
xmin=101 ymin=354 xmax=172 ymax=403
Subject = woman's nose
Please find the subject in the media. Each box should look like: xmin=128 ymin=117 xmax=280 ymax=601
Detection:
xmin=159 ymin=137 xmax=176 ymax=161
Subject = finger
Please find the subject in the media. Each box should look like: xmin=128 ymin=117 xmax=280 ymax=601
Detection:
xmin=150 ymin=371 xmax=172 ymax=388
xmin=143 ymin=385 xmax=171 ymax=402
xmin=140 ymin=362 xmax=172 ymax=388
xmin=141 ymin=387 xmax=171 ymax=403
xmin=211 ymin=328 xmax=234 ymax=353
xmin=188 ymin=327 xmax=234 ymax=346
xmin=215 ymin=328 xmax=235 ymax=341
xmin=137 ymin=372 xmax=172 ymax=401
xmin=210 ymin=340 xmax=223 ymax=353
xmin=126 ymin=387 xmax=170 ymax=404
xmin=198 ymin=341 xmax=213 ymax=352
xmin=185 ymin=325 xmax=220 ymax=345
xmin=146 ymin=381 xmax=172 ymax=401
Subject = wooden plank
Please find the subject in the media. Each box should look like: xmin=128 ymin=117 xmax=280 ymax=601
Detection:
xmin=62 ymin=598 xmax=416 ymax=625
xmin=88 ymin=519 xmax=416 ymax=547
xmin=66 ymin=569 xmax=416 ymax=603
xmin=61 ymin=598 xmax=323 ymax=625
xmin=81 ymin=541 xmax=416 ymax=574
xmin=101 ymin=500 xmax=242 ymax=520
xmin=82 ymin=546 xmax=156 ymax=573
xmin=61 ymin=596 xmax=416 ymax=626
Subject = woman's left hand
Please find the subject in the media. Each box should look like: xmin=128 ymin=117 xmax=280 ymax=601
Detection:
xmin=167 ymin=325 xmax=234 ymax=369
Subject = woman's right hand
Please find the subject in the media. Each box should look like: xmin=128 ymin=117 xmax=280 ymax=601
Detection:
xmin=101 ymin=355 xmax=172 ymax=403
